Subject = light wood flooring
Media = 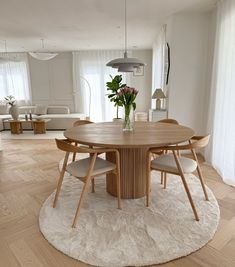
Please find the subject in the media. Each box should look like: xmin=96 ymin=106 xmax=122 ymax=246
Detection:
xmin=0 ymin=139 xmax=235 ymax=267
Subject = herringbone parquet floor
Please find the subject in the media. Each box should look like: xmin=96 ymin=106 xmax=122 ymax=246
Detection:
xmin=0 ymin=139 xmax=235 ymax=267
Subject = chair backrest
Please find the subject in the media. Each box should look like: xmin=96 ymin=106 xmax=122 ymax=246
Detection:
xmin=190 ymin=135 xmax=210 ymax=150
xmin=55 ymin=139 xmax=92 ymax=154
xmin=150 ymin=135 xmax=210 ymax=153
xmin=158 ymin=118 xmax=179 ymax=125
xmin=73 ymin=120 xmax=93 ymax=127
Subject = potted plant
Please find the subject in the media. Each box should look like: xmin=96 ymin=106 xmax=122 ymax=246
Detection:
xmin=106 ymin=75 xmax=126 ymax=120
xmin=5 ymin=95 xmax=19 ymax=120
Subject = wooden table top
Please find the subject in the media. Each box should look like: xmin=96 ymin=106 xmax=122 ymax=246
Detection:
xmin=64 ymin=122 xmax=194 ymax=148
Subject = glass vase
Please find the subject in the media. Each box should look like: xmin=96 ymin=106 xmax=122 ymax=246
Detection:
xmin=123 ymin=105 xmax=134 ymax=131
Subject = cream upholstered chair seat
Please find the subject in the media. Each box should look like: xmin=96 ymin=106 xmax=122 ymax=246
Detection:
xmin=151 ymin=154 xmax=197 ymax=174
xmin=66 ymin=157 xmax=116 ymax=178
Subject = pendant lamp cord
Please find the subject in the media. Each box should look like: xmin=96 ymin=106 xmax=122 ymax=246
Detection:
xmin=124 ymin=0 xmax=127 ymax=55
xmin=4 ymin=40 xmax=7 ymax=53
xmin=41 ymin=38 xmax=45 ymax=49
xmin=4 ymin=40 xmax=15 ymax=91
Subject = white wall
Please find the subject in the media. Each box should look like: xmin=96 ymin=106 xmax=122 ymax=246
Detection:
xmin=127 ymin=50 xmax=152 ymax=112
xmin=28 ymin=50 xmax=152 ymax=115
xmin=166 ymin=11 xmax=216 ymax=134
xmin=28 ymin=52 xmax=75 ymax=112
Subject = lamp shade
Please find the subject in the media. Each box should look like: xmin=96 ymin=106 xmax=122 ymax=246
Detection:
xmin=106 ymin=52 xmax=146 ymax=72
xmin=152 ymin=89 xmax=166 ymax=99
xmin=29 ymin=52 xmax=58 ymax=61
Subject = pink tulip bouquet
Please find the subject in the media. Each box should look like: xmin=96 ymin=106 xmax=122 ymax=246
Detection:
xmin=117 ymin=86 xmax=139 ymax=131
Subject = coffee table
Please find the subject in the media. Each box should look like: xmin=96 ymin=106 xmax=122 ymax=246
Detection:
xmin=5 ymin=120 xmax=23 ymax=134
xmin=4 ymin=119 xmax=51 ymax=134
xmin=31 ymin=119 xmax=51 ymax=134
xmin=64 ymin=122 xmax=194 ymax=199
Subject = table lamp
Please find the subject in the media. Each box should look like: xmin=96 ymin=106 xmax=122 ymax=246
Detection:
xmin=152 ymin=89 xmax=166 ymax=110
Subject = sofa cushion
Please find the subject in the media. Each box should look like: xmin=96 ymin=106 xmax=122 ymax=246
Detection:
xmin=35 ymin=104 xmax=47 ymax=115
xmin=39 ymin=113 xmax=84 ymax=119
xmin=47 ymin=106 xmax=70 ymax=114
xmin=0 ymin=114 xmax=12 ymax=120
xmin=19 ymin=106 xmax=36 ymax=114
xmin=0 ymin=105 xmax=9 ymax=115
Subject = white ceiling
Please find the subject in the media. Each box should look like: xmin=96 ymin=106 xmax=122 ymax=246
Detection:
xmin=0 ymin=0 xmax=216 ymax=52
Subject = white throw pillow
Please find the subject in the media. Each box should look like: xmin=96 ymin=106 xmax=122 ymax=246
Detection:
xmin=19 ymin=106 xmax=36 ymax=114
xmin=35 ymin=104 xmax=47 ymax=115
xmin=47 ymin=106 xmax=70 ymax=114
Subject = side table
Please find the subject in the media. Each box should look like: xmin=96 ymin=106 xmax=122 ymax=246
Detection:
xmin=31 ymin=119 xmax=50 ymax=134
xmin=8 ymin=120 xmax=23 ymax=134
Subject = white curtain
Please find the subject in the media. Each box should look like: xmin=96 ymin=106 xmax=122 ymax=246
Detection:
xmin=72 ymin=50 xmax=125 ymax=122
xmin=152 ymin=25 xmax=166 ymax=108
xmin=0 ymin=53 xmax=31 ymax=105
xmin=206 ymin=0 xmax=235 ymax=186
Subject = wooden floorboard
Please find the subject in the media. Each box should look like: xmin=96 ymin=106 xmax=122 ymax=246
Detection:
xmin=0 ymin=139 xmax=234 ymax=267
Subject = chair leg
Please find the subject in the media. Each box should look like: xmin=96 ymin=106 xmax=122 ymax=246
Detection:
xmin=160 ymin=172 xmax=163 ymax=184
xmin=53 ymin=152 xmax=69 ymax=208
xmin=196 ymin=166 xmax=209 ymax=201
xmin=179 ymin=173 xmax=199 ymax=221
xmin=146 ymin=151 xmax=151 ymax=207
xmin=53 ymin=170 xmax=66 ymax=208
xmin=91 ymin=178 xmax=95 ymax=193
xmin=72 ymin=177 xmax=92 ymax=228
xmin=163 ymin=172 xmax=167 ymax=189
xmin=191 ymin=149 xmax=209 ymax=201
xmin=72 ymin=152 xmax=76 ymax=162
xmin=72 ymin=153 xmax=97 ymax=228
xmin=72 ymin=142 xmax=78 ymax=162
xmin=172 ymin=151 xmax=199 ymax=221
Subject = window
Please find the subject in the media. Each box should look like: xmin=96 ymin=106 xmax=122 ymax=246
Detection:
xmin=152 ymin=25 xmax=167 ymax=109
xmin=0 ymin=54 xmax=31 ymax=104
xmin=73 ymin=51 xmax=126 ymax=122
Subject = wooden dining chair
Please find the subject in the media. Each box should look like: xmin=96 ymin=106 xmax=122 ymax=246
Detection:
xmin=158 ymin=118 xmax=179 ymax=125
xmin=156 ymin=118 xmax=179 ymax=187
xmin=53 ymin=139 xmax=121 ymax=228
xmin=72 ymin=120 xmax=93 ymax=162
xmin=73 ymin=119 xmax=93 ymax=127
xmin=146 ymin=135 xmax=210 ymax=221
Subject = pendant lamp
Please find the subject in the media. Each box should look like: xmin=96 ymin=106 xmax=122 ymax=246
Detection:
xmin=106 ymin=0 xmax=146 ymax=73
xmin=29 ymin=39 xmax=58 ymax=60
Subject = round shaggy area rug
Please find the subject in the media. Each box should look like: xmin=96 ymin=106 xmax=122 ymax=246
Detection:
xmin=39 ymin=168 xmax=220 ymax=267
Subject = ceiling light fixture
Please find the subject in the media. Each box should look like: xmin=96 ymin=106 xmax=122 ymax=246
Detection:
xmin=106 ymin=0 xmax=146 ymax=73
xmin=29 ymin=39 xmax=58 ymax=60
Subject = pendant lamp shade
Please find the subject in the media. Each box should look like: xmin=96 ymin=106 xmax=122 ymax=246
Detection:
xmin=107 ymin=52 xmax=145 ymax=72
xmin=29 ymin=39 xmax=58 ymax=61
xmin=106 ymin=0 xmax=146 ymax=73
xmin=29 ymin=52 xmax=58 ymax=61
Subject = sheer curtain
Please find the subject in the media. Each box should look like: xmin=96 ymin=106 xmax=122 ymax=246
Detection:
xmin=0 ymin=53 xmax=31 ymax=105
xmin=152 ymin=25 xmax=166 ymax=108
xmin=73 ymin=50 xmax=125 ymax=122
xmin=206 ymin=0 xmax=235 ymax=186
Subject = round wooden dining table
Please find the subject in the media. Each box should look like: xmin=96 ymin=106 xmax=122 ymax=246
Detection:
xmin=64 ymin=122 xmax=194 ymax=199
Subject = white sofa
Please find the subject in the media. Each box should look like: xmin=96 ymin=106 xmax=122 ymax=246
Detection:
xmin=0 ymin=105 xmax=86 ymax=131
